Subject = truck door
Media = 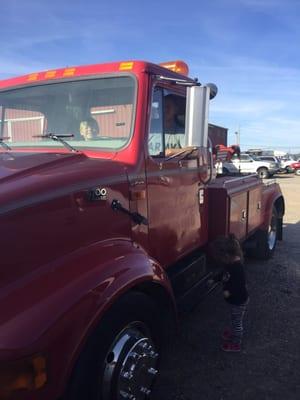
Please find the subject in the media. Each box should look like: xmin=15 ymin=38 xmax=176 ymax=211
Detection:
xmin=145 ymin=87 xmax=208 ymax=267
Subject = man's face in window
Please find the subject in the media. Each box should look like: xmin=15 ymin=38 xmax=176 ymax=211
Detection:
xmin=164 ymin=96 xmax=179 ymax=130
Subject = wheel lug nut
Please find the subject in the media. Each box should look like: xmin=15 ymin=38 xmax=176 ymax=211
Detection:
xmin=120 ymin=392 xmax=136 ymax=400
xmin=149 ymin=351 xmax=159 ymax=358
xmin=148 ymin=367 xmax=158 ymax=375
xmin=140 ymin=386 xmax=151 ymax=395
xmin=121 ymin=371 xmax=133 ymax=380
xmin=129 ymin=351 xmax=139 ymax=358
xmin=120 ymin=390 xmax=135 ymax=399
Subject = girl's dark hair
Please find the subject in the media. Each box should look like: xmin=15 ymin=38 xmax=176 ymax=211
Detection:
xmin=211 ymin=233 xmax=244 ymax=263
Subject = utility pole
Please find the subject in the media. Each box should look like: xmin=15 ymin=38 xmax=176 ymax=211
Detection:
xmin=235 ymin=126 xmax=240 ymax=146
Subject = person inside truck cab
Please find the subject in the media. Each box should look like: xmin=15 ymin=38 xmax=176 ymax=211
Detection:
xmin=162 ymin=94 xmax=187 ymax=157
xmin=164 ymin=94 xmax=185 ymax=150
xmin=148 ymin=90 xmax=186 ymax=157
xmin=79 ymin=117 xmax=99 ymax=140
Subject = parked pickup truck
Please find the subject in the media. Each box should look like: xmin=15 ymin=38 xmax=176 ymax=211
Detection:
xmin=222 ymin=153 xmax=279 ymax=178
xmin=0 ymin=60 xmax=284 ymax=400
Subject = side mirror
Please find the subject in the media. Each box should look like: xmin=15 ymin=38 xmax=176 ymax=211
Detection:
xmin=207 ymin=83 xmax=218 ymax=100
xmin=185 ymin=84 xmax=218 ymax=148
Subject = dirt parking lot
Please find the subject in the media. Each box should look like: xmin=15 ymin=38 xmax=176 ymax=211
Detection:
xmin=153 ymin=174 xmax=300 ymax=400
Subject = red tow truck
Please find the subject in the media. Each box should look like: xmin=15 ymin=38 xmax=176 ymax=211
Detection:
xmin=0 ymin=60 xmax=284 ymax=400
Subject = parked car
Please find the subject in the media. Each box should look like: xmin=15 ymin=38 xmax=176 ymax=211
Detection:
xmin=290 ymin=161 xmax=300 ymax=175
xmin=223 ymin=153 xmax=279 ymax=179
xmin=279 ymin=156 xmax=296 ymax=173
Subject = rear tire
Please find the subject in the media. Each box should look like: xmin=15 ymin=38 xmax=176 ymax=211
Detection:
xmin=295 ymin=169 xmax=300 ymax=176
xmin=65 ymin=292 xmax=162 ymax=400
xmin=252 ymin=207 xmax=278 ymax=260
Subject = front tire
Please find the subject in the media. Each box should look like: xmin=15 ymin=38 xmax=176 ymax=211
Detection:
xmin=295 ymin=169 xmax=300 ymax=176
xmin=257 ymin=167 xmax=269 ymax=179
xmin=65 ymin=292 xmax=162 ymax=400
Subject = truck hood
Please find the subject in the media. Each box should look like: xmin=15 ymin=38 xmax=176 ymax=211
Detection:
xmin=0 ymin=151 xmax=77 ymax=182
xmin=0 ymin=151 xmax=118 ymax=183
xmin=0 ymin=151 xmax=127 ymax=213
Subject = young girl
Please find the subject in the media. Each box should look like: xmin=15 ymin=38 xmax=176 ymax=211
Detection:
xmin=211 ymin=234 xmax=249 ymax=352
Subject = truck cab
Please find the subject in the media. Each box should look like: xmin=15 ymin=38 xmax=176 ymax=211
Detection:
xmin=0 ymin=60 xmax=284 ymax=400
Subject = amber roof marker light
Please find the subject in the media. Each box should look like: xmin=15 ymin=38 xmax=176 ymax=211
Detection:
xmin=159 ymin=60 xmax=189 ymax=76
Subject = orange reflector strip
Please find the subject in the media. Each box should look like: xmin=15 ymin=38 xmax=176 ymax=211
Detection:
xmin=0 ymin=354 xmax=47 ymax=398
xmin=159 ymin=60 xmax=189 ymax=76
xmin=32 ymin=356 xmax=47 ymax=389
xmin=27 ymin=73 xmax=39 ymax=81
xmin=63 ymin=68 xmax=76 ymax=77
xmin=45 ymin=70 xmax=57 ymax=79
xmin=130 ymin=189 xmax=146 ymax=201
xmin=119 ymin=62 xmax=134 ymax=71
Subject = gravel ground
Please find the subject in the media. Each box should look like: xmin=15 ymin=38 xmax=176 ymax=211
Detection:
xmin=153 ymin=174 xmax=300 ymax=400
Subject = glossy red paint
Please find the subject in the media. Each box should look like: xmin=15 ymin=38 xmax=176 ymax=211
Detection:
xmin=290 ymin=161 xmax=300 ymax=170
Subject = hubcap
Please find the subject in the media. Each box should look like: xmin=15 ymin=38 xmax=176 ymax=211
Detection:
xmin=258 ymin=169 xmax=267 ymax=179
xmin=103 ymin=323 xmax=159 ymax=400
xmin=267 ymin=213 xmax=277 ymax=250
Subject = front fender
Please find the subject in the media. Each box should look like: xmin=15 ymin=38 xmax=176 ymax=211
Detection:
xmin=0 ymin=239 xmax=174 ymax=400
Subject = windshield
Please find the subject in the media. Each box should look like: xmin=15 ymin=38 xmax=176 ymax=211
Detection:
xmin=0 ymin=75 xmax=136 ymax=151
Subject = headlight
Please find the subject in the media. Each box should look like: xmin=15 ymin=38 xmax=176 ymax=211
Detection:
xmin=0 ymin=355 xmax=47 ymax=398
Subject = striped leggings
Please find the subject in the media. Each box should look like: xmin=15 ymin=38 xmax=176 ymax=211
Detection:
xmin=228 ymin=300 xmax=249 ymax=344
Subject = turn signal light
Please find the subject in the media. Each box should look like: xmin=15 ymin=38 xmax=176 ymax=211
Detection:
xmin=159 ymin=60 xmax=189 ymax=76
xmin=0 ymin=355 xmax=47 ymax=398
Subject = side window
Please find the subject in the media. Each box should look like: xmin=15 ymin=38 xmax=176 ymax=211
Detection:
xmin=148 ymin=87 xmax=186 ymax=157
xmin=240 ymin=155 xmax=251 ymax=162
xmin=149 ymin=87 xmax=164 ymax=156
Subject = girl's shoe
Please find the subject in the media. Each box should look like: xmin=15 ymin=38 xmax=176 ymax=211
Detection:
xmin=222 ymin=328 xmax=232 ymax=341
xmin=221 ymin=342 xmax=241 ymax=352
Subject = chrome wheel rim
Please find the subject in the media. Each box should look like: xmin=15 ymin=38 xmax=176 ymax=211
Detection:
xmin=268 ymin=213 xmax=277 ymax=250
xmin=103 ymin=322 xmax=159 ymax=400
xmin=258 ymin=169 xmax=267 ymax=179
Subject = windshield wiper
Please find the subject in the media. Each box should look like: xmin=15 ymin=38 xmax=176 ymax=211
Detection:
xmin=33 ymin=133 xmax=79 ymax=153
xmin=0 ymin=137 xmax=12 ymax=151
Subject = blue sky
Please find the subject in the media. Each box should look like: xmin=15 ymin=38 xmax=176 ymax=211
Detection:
xmin=1 ymin=0 xmax=299 ymax=152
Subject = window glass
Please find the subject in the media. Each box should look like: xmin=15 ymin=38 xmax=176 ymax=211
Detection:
xmin=240 ymin=155 xmax=251 ymax=161
xmin=148 ymin=87 xmax=186 ymax=157
xmin=164 ymin=93 xmax=185 ymax=150
xmin=148 ymin=87 xmax=164 ymax=156
xmin=0 ymin=76 xmax=135 ymax=151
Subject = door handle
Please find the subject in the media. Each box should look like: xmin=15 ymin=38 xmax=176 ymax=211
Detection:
xmin=111 ymin=200 xmax=148 ymax=225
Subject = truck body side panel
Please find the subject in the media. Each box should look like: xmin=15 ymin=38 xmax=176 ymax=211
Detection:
xmin=248 ymin=186 xmax=263 ymax=234
xmin=229 ymin=191 xmax=248 ymax=239
xmin=208 ymin=175 xmax=266 ymax=241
